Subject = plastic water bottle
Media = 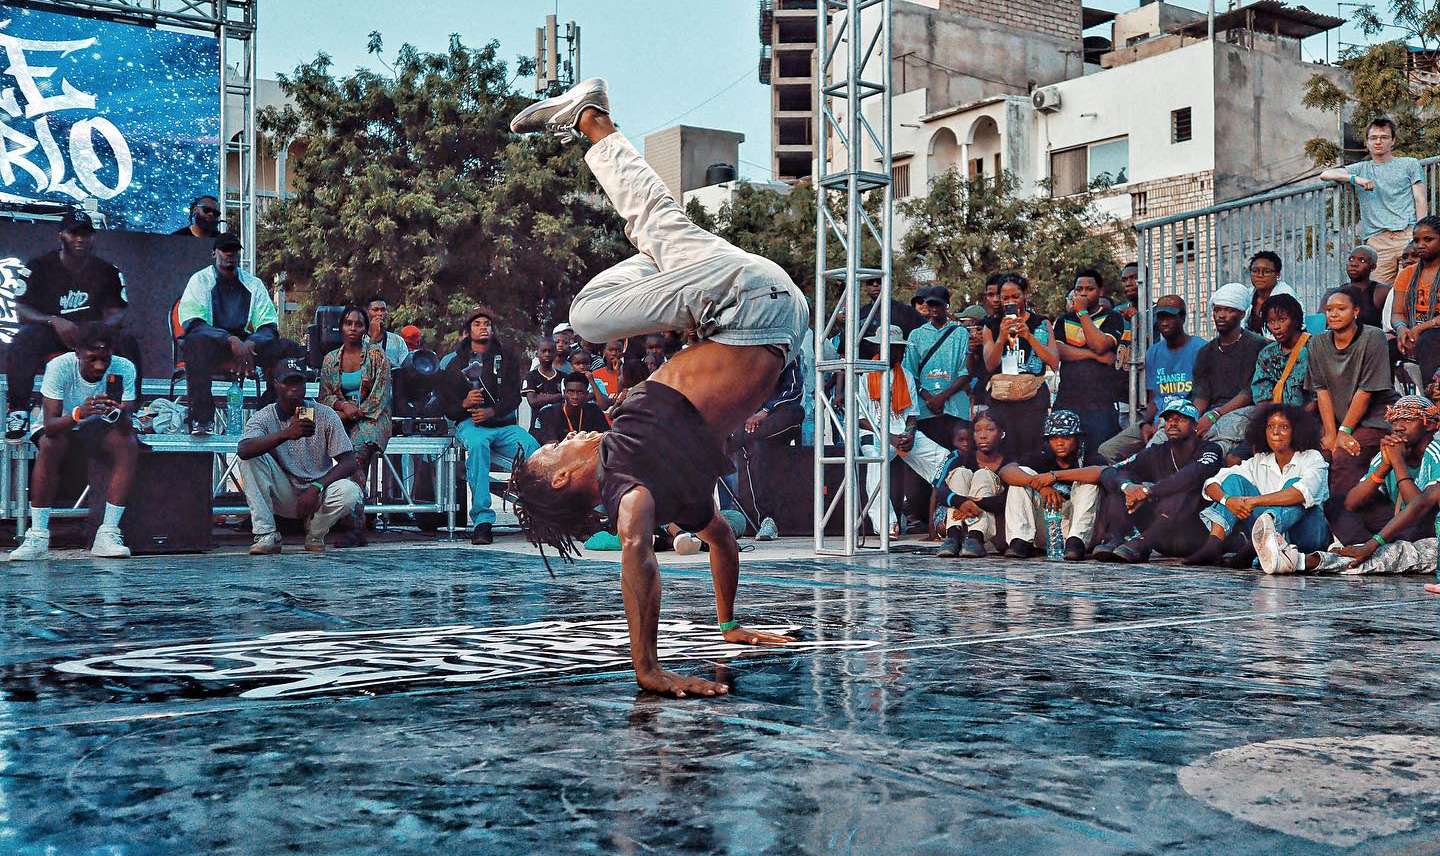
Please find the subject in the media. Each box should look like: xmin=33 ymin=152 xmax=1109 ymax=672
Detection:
xmin=1044 ymin=508 xmax=1064 ymax=560
xmin=226 ymin=380 xmax=243 ymax=435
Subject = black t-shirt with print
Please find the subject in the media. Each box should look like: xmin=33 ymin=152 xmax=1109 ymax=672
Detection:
xmin=1053 ymin=310 xmax=1126 ymax=409
xmin=19 ymin=250 xmax=126 ymax=324
xmin=522 ymin=368 xmax=565 ymax=429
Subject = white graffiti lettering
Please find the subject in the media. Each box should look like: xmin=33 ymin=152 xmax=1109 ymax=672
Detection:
xmin=54 ymin=619 xmax=878 ymax=699
xmin=0 ymin=256 xmax=28 ymax=344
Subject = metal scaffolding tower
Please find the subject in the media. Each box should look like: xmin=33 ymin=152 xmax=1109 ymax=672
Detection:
xmin=813 ymin=0 xmax=893 ymax=556
xmin=20 ymin=0 xmax=258 ymax=268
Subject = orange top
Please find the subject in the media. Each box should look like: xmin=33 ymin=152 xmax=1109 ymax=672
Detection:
xmin=1392 ymin=261 xmax=1439 ymax=322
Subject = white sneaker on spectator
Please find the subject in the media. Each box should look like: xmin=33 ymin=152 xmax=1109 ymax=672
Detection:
xmin=304 ymin=535 xmax=326 ymax=554
xmin=1253 ymin=514 xmax=1297 ymax=574
xmin=509 ymin=77 xmax=609 ymax=138
xmin=249 ymin=532 xmax=282 ymax=555
xmin=673 ymin=532 xmax=703 ymax=556
xmin=5 ymin=409 xmax=28 ymax=440
xmin=756 ymin=517 xmax=778 ymax=541
xmin=90 ymin=525 xmax=131 ymax=558
xmin=8 ymin=530 xmax=49 ymax=561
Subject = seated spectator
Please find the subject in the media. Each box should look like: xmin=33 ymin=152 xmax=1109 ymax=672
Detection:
xmin=7 ymin=323 xmax=138 ymax=561
xmin=1250 ymin=293 xmax=1315 ymax=410
xmin=1054 ymin=269 xmax=1126 ymax=449
xmin=999 ymin=409 xmax=1104 ymax=561
xmin=981 ymin=273 xmax=1057 ymax=456
xmin=1187 ymin=403 xmax=1329 ymax=567
xmin=1192 ymin=283 xmax=1266 ymax=453
xmin=522 ymin=337 xmax=566 ymax=433
xmin=1242 ymin=251 xmax=1298 ymax=337
xmin=1337 ymin=394 xmax=1439 ymax=544
xmin=318 ymin=306 xmax=392 ymax=548
xmin=1342 ymin=245 xmax=1390 ymax=329
xmin=728 ymin=357 xmax=803 ymax=541
xmin=436 ymin=306 xmax=538 ymax=545
xmin=535 ymin=375 xmax=609 ymax=444
xmin=1093 ymin=400 xmax=1223 ymax=563
xmin=905 ymin=285 xmax=971 ymax=446
xmin=934 ymin=412 xmax=1008 ymax=559
xmin=238 ymin=358 xmax=362 ymax=555
xmin=177 ymin=234 xmax=286 ymax=434
xmin=643 ymin=334 xmax=668 ymax=372
xmin=364 ymin=297 xmax=410 ymax=369
xmin=1308 ymin=287 xmax=1395 ymax=527
xmin=1291 ymin=480 xmax=1440 ymax=576
xmin=1390 ymin=214 xmax=1440 ymax=384
xmin=568 ymin=348 xmax=611 ymax=409
xmin=7 ymin=211 xmax=141 ymax=440
xmin=857 ymin=325 xmax=949 ymax=538
xmin=172 ymin=194 xmax=222 ymax=238
xmin=399 ymin=325 xmax=423 ymax=353
xmin=1099 ymin=295 xmax=1203 ymax=463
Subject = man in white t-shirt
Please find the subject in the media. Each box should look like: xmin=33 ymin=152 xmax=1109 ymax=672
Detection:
xmin=9 ymin=322 xmax=139 ymax=561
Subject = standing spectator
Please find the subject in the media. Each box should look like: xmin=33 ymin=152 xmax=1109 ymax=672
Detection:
xmin=318 ymin=306 xmax=392 ymax=548
xmin=859 ymin=275 xmax=923 ymax=335
xmin=1054 ymin=269 xmax=1126 ymax=450
xmin=176 ymin=234 xmax=285 ymax=435
xmin=1098 ymin=294 xmax=1204 ymax=463
xmin=1093 ymin=401 xmax=1222 ymax=563
xmin=436 ymin=305 xmax=538 ymax=545
xmin=593 ymin=339 xmax=624 ymax=397
xmin=171 ymin=195 xmax=222 ymax=238
xmin=1342 ymin=245 xmax=1390 ymax=329
xmin=522 ymin=337 xmax=566 ymax=433
xmin=535 ymin=375 xmax=609 ymax=444
xmin=399 ymin=325 xmax=423 ymax=353
xmin=1249 ymin=293 xmax=1315 ymax=409
xmin=1321 ymin=117 xmax=1427 ymax=285
xmin=956 ymin=304 xmax=989 ymax=409
xmin=1390 ymin=214 xmax=1440 ymax=384
xmin=728 ymin=359 xmax=804 ymax=541
xmin=1338 ymin=394 xmax=1439 ymax=545
xmin=7 ymin=322 xmax=138 ymax=561
xmin=981 ymin=273 xmax=1056 ymax=456
xmin=643 ymin=334 xmax=668 ymax=372
xmin=980 ymin=273 xmax=1004 ymax=320
xmin=364 ymin=297 xmax=410 ymax=369
xmin=7 ymin=211 xmax=140 ymax=440
xmin=1307 ymin=288 xmax=1395 ymax=528
xmin=1191 ymin=283 xmax=1266 ymax=453
xmin=999 ymin=409 xmax=1104 ymax=561
xmin=238 ymin=358 xmax=362 ymax=555
xmin=1112 ymin=262 xmax=1141 ymax=378
xmin=1242 ymin=251 xmax=1298 ymax=336
xmin=568 ymin=348 xmax=611 ymax=409
xmin=538 ymin=322 xmax=577 ymax=373
xmin=934 ymin=411 xmax=1009 ymax=558
xmin=1188 ymin=403 xmax=1330 ymax=567
xmin=904 ymin=285 xmax=971 ymax=446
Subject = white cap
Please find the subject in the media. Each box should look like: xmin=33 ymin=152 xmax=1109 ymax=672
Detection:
xmin=552 ymin=322 xmax=574 ymax=335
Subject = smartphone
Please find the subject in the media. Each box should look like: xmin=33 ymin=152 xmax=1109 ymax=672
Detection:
xmin=1003 ymin=303 xmax=1019 ymax=317
xmin=298 ymin=405 xmax=316 ymax=422
xmin=105 ymin=373 xmax=123 ymax=404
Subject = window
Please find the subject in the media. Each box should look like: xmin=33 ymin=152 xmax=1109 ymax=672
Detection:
xmin=1050 ymin=137 xmax=1129 ymax=197
xmin=1173 ymin=237 xmax=1196 ymax=263
xmin=892 ymin=163 xmax=910 ymax=198
xmin=1050 ymin=147 xmax=1087 ymax=197
xmin=1171 ymin=107 xmax=1192 ymax=143
xmin=1088 ymin=138 xmax=1128 ymax=186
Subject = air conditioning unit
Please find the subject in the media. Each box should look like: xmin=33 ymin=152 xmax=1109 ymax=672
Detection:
xmin=1032 ymin=87 xmax=1062 ymax=113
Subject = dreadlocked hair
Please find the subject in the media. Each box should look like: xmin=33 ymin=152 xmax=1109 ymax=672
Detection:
xmin=507 ymin=455 xmax=604 ymax=573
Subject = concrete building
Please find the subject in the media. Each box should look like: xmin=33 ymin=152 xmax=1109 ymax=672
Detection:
xmin=642 ymin=125 xmax=746 ymax=198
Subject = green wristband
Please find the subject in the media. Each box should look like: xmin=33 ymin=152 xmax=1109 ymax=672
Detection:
xmin=718 ymin=619 xmax=739 ymax=632
xmin=308 ymin=480 xmax=325 ymax=492
xmin=1340 ymin=425 xmax=1354 ymax=435
xmin=1372 ymin=533 xmax=1387 ymax=547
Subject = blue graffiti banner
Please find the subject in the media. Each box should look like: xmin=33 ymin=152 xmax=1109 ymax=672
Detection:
xmin=0 ymin=6 xmax=220 ymax=233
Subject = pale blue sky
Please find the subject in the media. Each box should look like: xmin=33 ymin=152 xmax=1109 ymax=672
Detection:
xmin=258 ymin=0 xmax=1378 ymax=183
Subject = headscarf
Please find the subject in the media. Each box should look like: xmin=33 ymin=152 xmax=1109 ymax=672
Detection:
xmin=1210 ymin=282 xmax=1251 ymax=312
xmin=1386 ymin=394 xmax=1437 ymax=429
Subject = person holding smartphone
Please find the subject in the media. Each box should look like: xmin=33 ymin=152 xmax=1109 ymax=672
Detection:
xmin=9 ymin=322 xmax=139 ymax=561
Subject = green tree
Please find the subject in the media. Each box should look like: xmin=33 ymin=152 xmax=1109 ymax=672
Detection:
xmin=1303 ymin=1 xmax=1440 ymax=164
xmin=256 ymin=34 xmax=629 ymax=349
xmin=898 ymin=169 xmax=1127 ymax=315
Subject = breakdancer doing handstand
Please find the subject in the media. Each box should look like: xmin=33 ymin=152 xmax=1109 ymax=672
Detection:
xmin=508 ymin=79 xmax=807 ymax=698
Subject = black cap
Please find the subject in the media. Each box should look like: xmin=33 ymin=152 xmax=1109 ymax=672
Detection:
xmin=214 ymin=233 xmax=243 ymax=251
xmin=60 ymin=210 xmax=95 ymax=233
xmin=273 ymin=357 xmax=307 ymax=382
xmin=919 ymin=285 xmax=951 ymax=305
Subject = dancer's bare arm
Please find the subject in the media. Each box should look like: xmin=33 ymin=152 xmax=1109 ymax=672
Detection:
xmin=698 ymin=512 xmax=793 ymax=647
xmin=618 ymin=487 xmax=728 ymax=698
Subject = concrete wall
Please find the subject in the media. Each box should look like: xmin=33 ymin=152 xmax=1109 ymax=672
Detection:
xmin=1212 ymin=41 xmax=1349 ymax=202
xmin=1111 ymin=2 xmax=1204 ymax=49
xmin=642 ymin=126 xmax=745 ymax=197
xmin=937 ymin=0 xmax=1081 ymax=42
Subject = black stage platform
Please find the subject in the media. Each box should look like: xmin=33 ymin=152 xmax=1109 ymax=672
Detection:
xmin=3 ymin=547 xmax=1439 ymax=853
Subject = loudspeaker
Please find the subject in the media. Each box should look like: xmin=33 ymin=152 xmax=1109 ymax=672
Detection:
xmin=87 ymin=448 xmax=213 ymax=554
xmin=306 ymin=305 xmax=346 ymax=369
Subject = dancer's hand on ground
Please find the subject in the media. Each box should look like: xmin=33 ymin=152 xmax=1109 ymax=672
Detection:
xmin=723 ymin=625 xmax=795 ymax=646
xmin=635 ymin=668 xmax=729 ymax=699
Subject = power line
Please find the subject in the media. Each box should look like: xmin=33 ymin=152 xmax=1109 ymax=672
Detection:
xmin=636 ymin=67 xmax=755 ymax=137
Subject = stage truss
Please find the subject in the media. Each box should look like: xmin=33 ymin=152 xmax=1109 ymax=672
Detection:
xmin=17 ymin=0 xmax=258 ymax=269
xmin=813 ymin=0 xmax=893 ymax=556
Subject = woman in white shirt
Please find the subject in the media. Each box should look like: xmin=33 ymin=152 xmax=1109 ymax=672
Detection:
xmin=1185 ymin=403 xmax=1330 ymax=566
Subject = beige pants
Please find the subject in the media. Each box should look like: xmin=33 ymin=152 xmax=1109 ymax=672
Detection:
xmin=1003 ymin=467 xmax=1100 ymax=547
xmin=569 ymin=133 xmax=809 ymax=359
xmin=240 ymin=454 xmax=362 ymax=538
xmin=942 ymin=467 xmax=1002 ymax=540
xmin=1368 ymin=227 xmax=1413 ymax=285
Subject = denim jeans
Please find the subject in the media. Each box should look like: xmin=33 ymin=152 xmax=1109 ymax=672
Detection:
xmin=1199 ymin=473 xmax=1331 ymax=552
xmin=454 ymin=420 xmax=538 ymax=526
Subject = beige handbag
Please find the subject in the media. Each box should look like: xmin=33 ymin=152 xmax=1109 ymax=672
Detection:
xmin=987 ymin=372 xmax=1045 ymax=402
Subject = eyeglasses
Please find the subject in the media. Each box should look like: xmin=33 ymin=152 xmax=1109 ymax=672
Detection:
xmin=198 ymin=206 xmax=220 ymax=216
xmin=1249 ymin=267 xmax=1278 ymax=275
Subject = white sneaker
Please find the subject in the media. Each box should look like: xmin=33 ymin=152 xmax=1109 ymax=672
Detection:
xmin=756 ymin=517 xmax=778 ymax=541
xmin=1252 ymin=514 xmax=1297 ymax=574
xmin=249 ymin=532 xmax=282 ymax=555
xmin=509 ymin=77 xmax=609 ymax=137
xmin=8 ymin=529 xmax=49 ymax=561
xmin=673 ymin=532 xmax=703 ymax=556
xmin=5 ymin=409 xmax=28 ymax=440
xmin=90 ymin=525 xmax=131 ymax=558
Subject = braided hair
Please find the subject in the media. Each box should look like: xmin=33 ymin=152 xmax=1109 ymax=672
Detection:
xmin=507 ymin=456 xmax=604 ymax=574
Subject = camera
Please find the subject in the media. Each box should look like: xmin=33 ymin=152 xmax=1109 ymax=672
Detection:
xmin=1003 ymin=303 xmax=1018 ymax=318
